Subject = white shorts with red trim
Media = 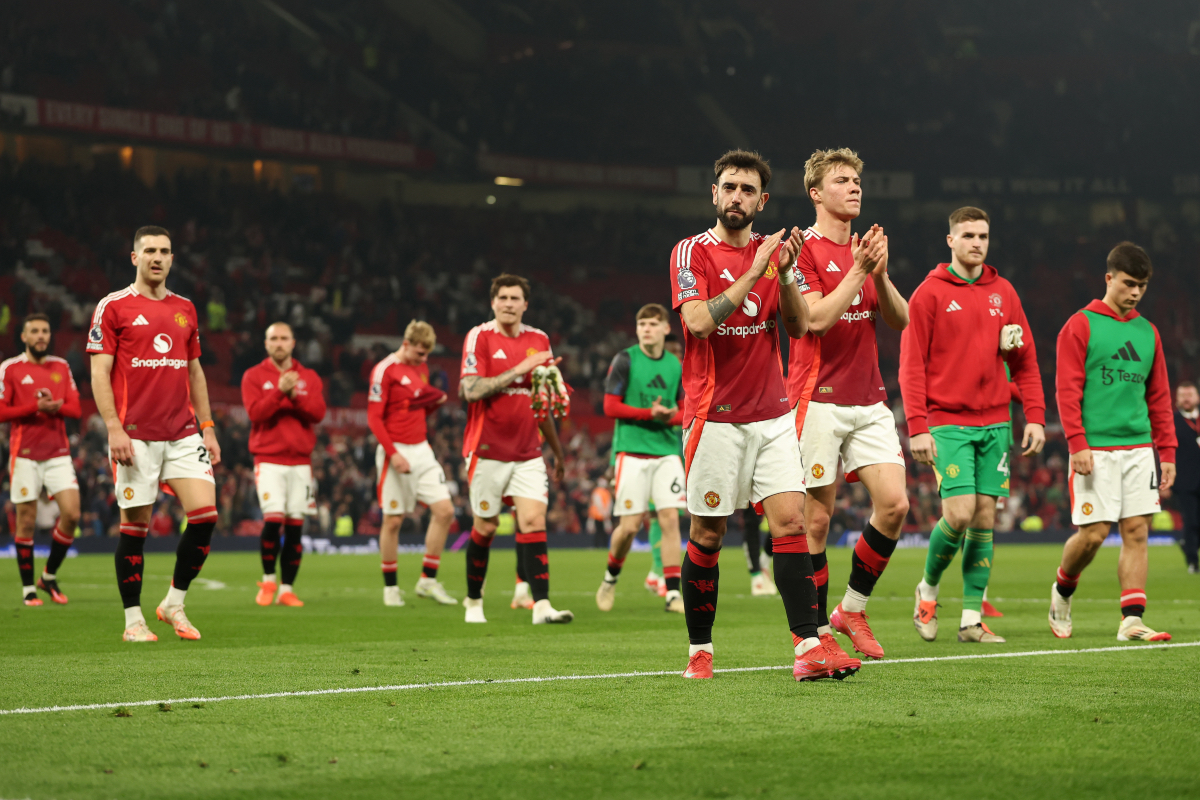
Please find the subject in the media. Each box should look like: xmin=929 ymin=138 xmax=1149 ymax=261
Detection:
xmin=376 ymin=442 xmax=451 ymax=516
xmin=682 ymin=413 xmax=805 ymax=517
xmin=468 ymin=456 xmax=547 ymax=517
xmin=115 ymin=434 xmax=214 ymax=509
xmin=255 ymin=462 xmax=316 ymax=521
xmin=613 ymin=453 xmax=686 ymax=516
xmin=9 ymin=456 xmax=78 ymax=503
xmin=794 ymin=401 xmax=904 ymax=489
xmin=1070 ymin=447 xmax=1161 ymax=525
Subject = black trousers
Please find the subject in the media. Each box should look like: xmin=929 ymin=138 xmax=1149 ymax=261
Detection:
xmin=1177 ymin=488 xmax=1200 ymax=567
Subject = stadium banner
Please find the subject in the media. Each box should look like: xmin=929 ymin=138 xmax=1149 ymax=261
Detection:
xmin=0 ymin=93 xmax=434 ymax=169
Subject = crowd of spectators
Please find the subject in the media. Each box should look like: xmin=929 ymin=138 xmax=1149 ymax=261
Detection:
xmin=2 ymin=151 xmax=1199 ymax=539
xmin=4 ymin=1 xmax=1199 ymax=173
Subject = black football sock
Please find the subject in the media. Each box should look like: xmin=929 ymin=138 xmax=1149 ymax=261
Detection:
xmin=663 ymin=565 xmax=681 ymax=593
xmin=763 ymin=533 xmax=774 ymax=557
xmin=115 ymin=523 xmax=149 ymax=609
xmin=15 ymin=536 xmax=35 ymax=589
xmin=260 ymin=518 xmax=282 ymax=578
xmin=848 ymin=522 xmax=898 ymax=599
xmin=604 ymin=552 xmax=625 ymax=582
xmin=466 ymin=529 xmax=492 ymax=600
xmin=743 ymin=511 xmax=762 ymax=574
xmin=518 ymin=531 xmax=550 ymax=602
xmin=515 ymin=545 xmax=529 ymax=584
xmin=810 ymin=550 xmax=830 ymax=628
xmin=382 ymin=560 xmax=398 ymax=586
xmin=682 ymin=540 xmax=720 ymax=645
xmin=171 ymin=507 xmax=217 ymax=592
xmin=773 ymin=534 xmax=819 ymax=642
xmin=421 ymin=553 xmax=440 ymax=579
xmin=280 ymin=521 xmax=303 ymax=586
xmin=44 ymin=522 xmax=74 ymax=577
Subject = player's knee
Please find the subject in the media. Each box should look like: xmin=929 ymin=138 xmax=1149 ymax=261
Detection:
xmin=942 ymin=504 xmax=974 ymax=532
xmin=520 ymin=514 xmax=546 ymax=532
xmin=879 ymin=493 xmax=909 ymax=528
xmin=1119 ymin=524 xmax=1148 ymax=546
xmin=59 ymin=511 xmax=80 ymax=529
xmin=770 ymin=512 xmax=805 ymax=540
xmin=1078 ymin=526 xmax=1108 ymax=549
xmin=432 ymin=505 xmax=454 ymax=525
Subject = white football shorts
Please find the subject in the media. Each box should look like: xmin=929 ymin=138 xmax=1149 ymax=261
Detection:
xmin=376 ymin=442 xmax=452 ymax=515
xmin=613 ymin=453 xmax=687 ymax=516
xmin=255 ymin=462 xmax=316 ymax=522
xmin=794 ymin=401 xmax=905 ymax=488
xmin=114 ymin=433 xmax=215 ymax=509
xmin=468 ymin=456 xmax=548 ymax=517
xmin=1070 ymin=447 xmax=1161 ymax=525
xmin=682 ymin=413 xmax=805 ymax=517
xmin=9 ymin=456 xmax=78 ymax=502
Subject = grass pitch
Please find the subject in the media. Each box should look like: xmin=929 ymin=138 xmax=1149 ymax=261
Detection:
xmin=2 ymin=543 xmax=1198 ymax=800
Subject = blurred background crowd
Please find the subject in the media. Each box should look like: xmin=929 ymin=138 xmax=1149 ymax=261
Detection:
xmin=2 ymin=0 xmax=1200 ymax=541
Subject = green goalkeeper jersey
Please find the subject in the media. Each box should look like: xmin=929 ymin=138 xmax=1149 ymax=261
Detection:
xmin=605 ymin=344 xmax=684 ymax=457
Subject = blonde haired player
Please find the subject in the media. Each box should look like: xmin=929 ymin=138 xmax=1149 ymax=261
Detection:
xmin=787 ymin=148 xmax=909 ymax=661
xmin=369 ymin=320 xmax=456 ymax=607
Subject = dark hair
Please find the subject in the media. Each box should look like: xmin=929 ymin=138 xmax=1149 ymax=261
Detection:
xmin=636 ymin=303 xmax=670 ymax=323
xmin=490 ymin=273 xmax=531 ymax=301
xmin=713 ymin=149 xmax=772 ymax=191
xmin=133 ymin=225 xmax=171 ymax=251
xmin=1106 ymin=241 xmax=1153 ymax=280
xmin=949 ymin=206 xmax=990 ymax=230
xmin=21 ymin=312 xmax=51 ymax=332
xmin=1178 ymin=380 xmax=1197 ymax=391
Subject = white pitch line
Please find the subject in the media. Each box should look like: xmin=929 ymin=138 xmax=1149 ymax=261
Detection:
xmin=2 ymin=641 xmax=1197 ymax=717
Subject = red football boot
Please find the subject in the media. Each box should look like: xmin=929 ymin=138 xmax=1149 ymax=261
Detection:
xmin=683 ymin=649 xmax=714 ymax=679
xmin=830 ymin=604 xmax=885 ymax=659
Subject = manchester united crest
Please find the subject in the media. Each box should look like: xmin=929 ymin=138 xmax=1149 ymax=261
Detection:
xmin=812 ymin=464 xmax=825 ymax=480
xmin=704 ymin=491 xmax=720 ymax=509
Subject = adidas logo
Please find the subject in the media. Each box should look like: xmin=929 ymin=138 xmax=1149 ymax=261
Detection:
xmin=494 ymin=349 xmax=507 ymax=359
xmin=647 ymin=374 xmax=668 ymax=390
xmin=21 ymin=374 xmax=34 ymax=384
xmin=132 ymin=314 xmax=149 ymax=326
xmin=401 ymin=375 xmax=412 ymax=385
xmin=1111 ymin=340 xmax=1142 ymax=362
xmin=826 ymin=261 xmax=841 ymax=272
xmin=945 ymin=300 xmax=963 ymax=312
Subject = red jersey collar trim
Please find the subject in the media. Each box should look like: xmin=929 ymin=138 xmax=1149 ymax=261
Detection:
xmin=1083 ymin=298 xmax=1141 ymax=322
xmin=710 ymin=228 xmax=762 ymax=249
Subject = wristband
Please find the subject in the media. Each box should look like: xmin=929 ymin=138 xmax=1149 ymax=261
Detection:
xmin=199 ymin=420 xmax=215 ymax=431
xmin=778 ymin=267 xmax=796 ymax=285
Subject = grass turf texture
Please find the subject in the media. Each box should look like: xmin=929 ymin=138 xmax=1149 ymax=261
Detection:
xmin=1 ymin=544 xmax=1198 ymax=800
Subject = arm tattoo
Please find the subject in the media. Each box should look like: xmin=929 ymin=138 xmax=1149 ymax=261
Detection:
xmin=706 ymin=293 xmax=737 ymax=326
xmin=460 ymin=368 xmax=518 ymax=403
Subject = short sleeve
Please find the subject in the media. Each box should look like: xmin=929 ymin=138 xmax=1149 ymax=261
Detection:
xmin=604 ymin=350 xmax=632 ymax=396
xmin=795 ymin=241 xmax=821 ymax=296
xmin=368 ymin=362 xmax=388 ymax=403
xmin=188 ymin=305 xmax=202 ymax=360
xmin=461 ymin=327 xmax=489 ymax=378
xmin=670 ymin=239 xmax=709 ymax=309
xmin=87 ymin=300 xmax=120 ymax=355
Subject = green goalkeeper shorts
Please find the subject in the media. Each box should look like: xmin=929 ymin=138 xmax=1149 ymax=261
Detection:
xmin=930 ymin=424 xmax=1011 ymax=499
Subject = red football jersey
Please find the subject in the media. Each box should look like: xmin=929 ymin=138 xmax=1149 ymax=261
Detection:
xmin=669 ymin=229 xmax=789 ymax=426
xmin=86 ymin=285 xmax=202 ymax=441
xmin=368 ymin=355 xmax=445 ymax=450
xmin=0 ymin=354 xmax=81 ymax=461
xmin=241 ymin=358 xmax=327 ymax=465
xmin=460 ymin=322 xmax=550 ymax=463
xmin=787 ymin=227 xmax=886 ymax=409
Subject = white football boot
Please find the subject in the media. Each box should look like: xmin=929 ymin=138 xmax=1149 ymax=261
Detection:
xmin=1048 ymin=582 xmax=1072 ymax=638
xmin=383 ymin=586 xmax=405 ymax=607
xmin=463 ymin=597 xmax=487 ymax=623
xmin=532 ymin=599 xmax=574 ymax=624
xmin=414 ymin=577 xmax=456 ymax=605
